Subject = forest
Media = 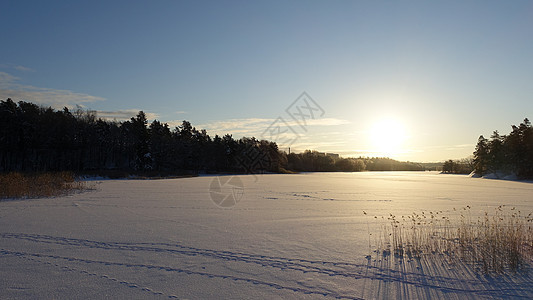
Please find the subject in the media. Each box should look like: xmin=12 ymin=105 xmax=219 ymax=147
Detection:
xmin=472 ymin=118 xmax=533 ymax=179
xmin=0 ymin=99 xmax=424 ymax=175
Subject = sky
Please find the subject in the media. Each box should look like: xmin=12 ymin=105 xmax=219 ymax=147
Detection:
xmin=1 ymin=0 xmax=532 ymax=162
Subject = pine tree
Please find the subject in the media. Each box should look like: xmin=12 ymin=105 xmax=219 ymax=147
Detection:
xmin=473 ymin=135 xmax=489 ymax=175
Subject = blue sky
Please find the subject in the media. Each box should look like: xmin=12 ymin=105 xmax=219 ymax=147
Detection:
xmin=1 ymin=0 xmax=532 ymax=162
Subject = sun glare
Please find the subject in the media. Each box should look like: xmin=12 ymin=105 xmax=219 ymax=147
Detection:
xmin=369 ymin=118 xmax=408 ymax=157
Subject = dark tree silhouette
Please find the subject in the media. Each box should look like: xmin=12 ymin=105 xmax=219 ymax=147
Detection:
xmin=0 ymin=99 xmax=285 ymax=175
xmin=472 ymin=118 xmax=533 ymax=178
xmin=0 ymin=99 xmax=430 ymax=176
xmin=473 ymin=135 xmax=489 ymax=175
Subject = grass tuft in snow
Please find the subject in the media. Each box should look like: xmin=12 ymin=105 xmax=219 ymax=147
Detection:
xmin=0 ymin=172 xmax=92 ymax=200
xmin=366 ymin=206 xmax=533 ymax=274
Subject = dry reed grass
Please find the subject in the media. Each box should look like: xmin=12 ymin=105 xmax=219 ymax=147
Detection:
xmin=0 ymin=172 xmax=91 ymax=200
xmin=366 ymin=206 xmax=533 ymax=274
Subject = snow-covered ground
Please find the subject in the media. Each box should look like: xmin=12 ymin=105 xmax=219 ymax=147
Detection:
xmin=1 ymin=172 xmax=532 ymax=299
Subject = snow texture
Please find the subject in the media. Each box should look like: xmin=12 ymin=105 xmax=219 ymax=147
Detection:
xmin=1 ymin=172 xmax=532 ymax=299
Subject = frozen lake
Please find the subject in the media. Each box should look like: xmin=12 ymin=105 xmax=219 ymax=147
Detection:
xmin=1 ymin=172 xmax=532 ymax=299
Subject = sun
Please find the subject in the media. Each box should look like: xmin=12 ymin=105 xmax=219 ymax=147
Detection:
xmin=369 ymin=118 xmax=408 ymax=157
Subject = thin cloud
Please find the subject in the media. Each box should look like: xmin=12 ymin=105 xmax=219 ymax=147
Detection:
xmin=0 ymin=64 xmax=35 ymax=72
xmin=198 ymin=118 xmax=273 ymax=130
xmin=165 ymin=120 xmax=187 ymax=128
xmin=97 ymin=109 xmax=159 ymax=122
xmin=194 ymin=118 xmax=274 ymax=137
xmin=293 ymin=118 xmax=351 ymax=127
xmin=0 ymin=71 xmax=19 ymax=83
xmin=445 ymin=144 xmax=475 ymax=151
xmin=0 ymin=71 xmax=104 ymax=108
xmin=196 ymin=117 xmax=350 ymax=136
xmin=13 ymin=65 xmax=35 ymax=72
xmin=422 ymin=144 xmax=475 ymax=151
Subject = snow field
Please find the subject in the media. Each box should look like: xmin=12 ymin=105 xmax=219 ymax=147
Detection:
xmin=1 ymin=172 xmax=532 ymax=299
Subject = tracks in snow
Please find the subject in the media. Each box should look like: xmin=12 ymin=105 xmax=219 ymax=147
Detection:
xmin=1 ymin=232 xmax=531 ymax=299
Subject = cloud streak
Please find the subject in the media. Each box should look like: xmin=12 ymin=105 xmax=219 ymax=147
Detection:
xmin=0 ymin=64 xmax=35 ymax=72
xmin=96 ymin=109 xmax=159 ymax=122
xmin=188 ymin=117 xmax=352 ymax=150
xmin=196 ymin=117 xmax=350 ymax=135
xmin=0 ymin=71 xmax=104 ymax=108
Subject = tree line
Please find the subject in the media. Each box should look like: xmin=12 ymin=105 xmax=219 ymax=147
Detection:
xmin=0 ymin=99 xmax=424 ymax=175
xmin=0 ymin=99 xmax=285 ymax=174
xmin=441 ymin=157 xmax=474 ymax=174
xmin=472 ymin=118 xmax=533 ymax=179
xmin=286 ymin=151 xmax=424 ymax=172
